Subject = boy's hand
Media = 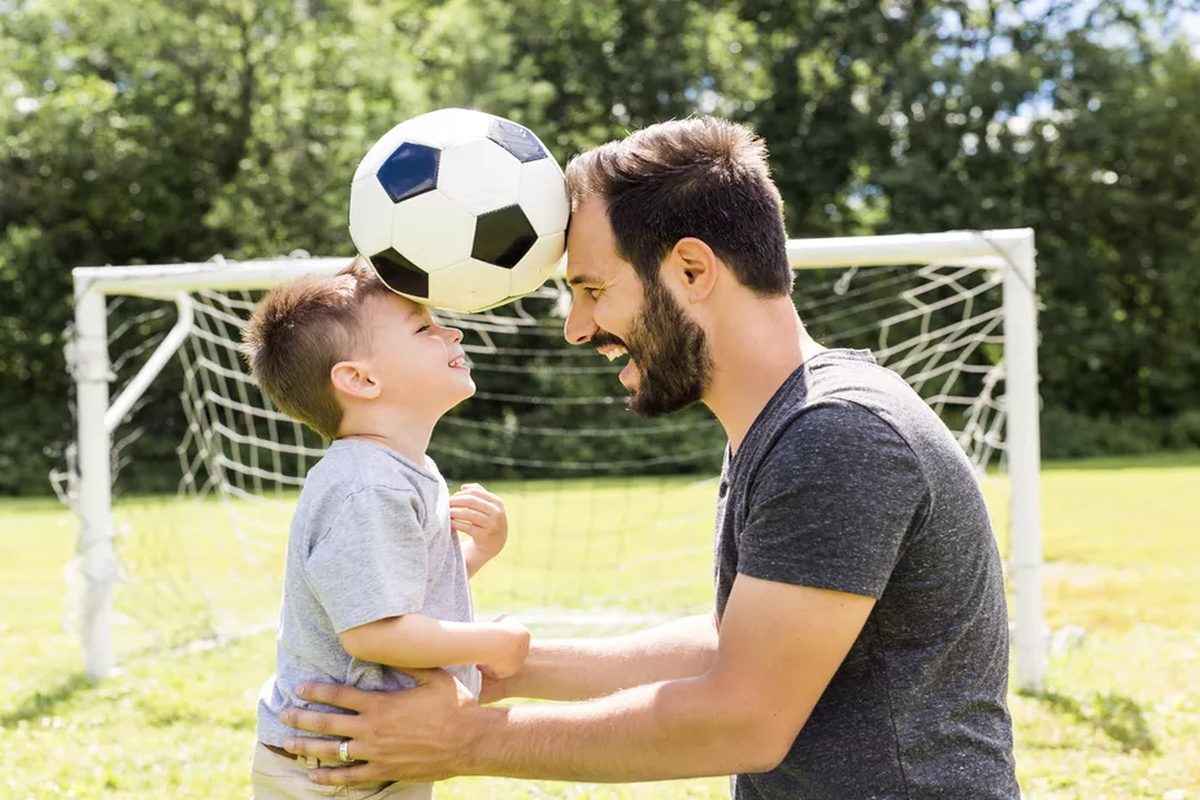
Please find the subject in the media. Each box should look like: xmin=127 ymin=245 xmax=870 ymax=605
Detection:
xmin=450 ymin=483 xmax=508 ymax=566
xmin=477 ymin=616 xmax=531 ymax=680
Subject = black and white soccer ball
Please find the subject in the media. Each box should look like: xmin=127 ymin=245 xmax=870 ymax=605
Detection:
xmin=349 ymin=108 xmax=569 ymax=313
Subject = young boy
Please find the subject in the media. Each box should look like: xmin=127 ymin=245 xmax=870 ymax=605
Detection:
xmin=242 ymin=257 xmax=530 ymax=799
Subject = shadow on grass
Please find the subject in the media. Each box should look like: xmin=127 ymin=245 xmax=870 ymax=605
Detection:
xmin=1030 ymin=689 xmax=1158 ymax=753
xmin=1 ymin=672 xmax=96 ymax=727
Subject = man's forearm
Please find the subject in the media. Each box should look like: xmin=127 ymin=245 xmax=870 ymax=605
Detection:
xmin=461 ymin=674 xmax=779 ymax=782
xmin=504 ymin=614 xmax=718 ymax=701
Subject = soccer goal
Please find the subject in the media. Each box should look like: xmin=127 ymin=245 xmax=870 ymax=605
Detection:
xmin=61 ymin=229 xmax=1044 ymax=692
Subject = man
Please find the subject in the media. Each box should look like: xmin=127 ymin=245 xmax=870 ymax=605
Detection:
xmin=278 ymin=117 xmax=1020 ymax=798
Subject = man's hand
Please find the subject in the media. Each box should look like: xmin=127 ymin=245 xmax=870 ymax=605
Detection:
xmin=477 ymin=615 xmax=531 ymax=679
xmin=478 ymin=671 xmax=510 ymax=704
xmin=281 ymin=670 xmax=480 ymax=785
xmin=451 ymin=483 xmax=508 ymax=576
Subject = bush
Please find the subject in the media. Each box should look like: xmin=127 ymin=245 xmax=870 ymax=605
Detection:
xmin=1040 ymin=407 xmax=1169 ymax=460
xmin=1164 ymin=410 xmax=1200 ymax=451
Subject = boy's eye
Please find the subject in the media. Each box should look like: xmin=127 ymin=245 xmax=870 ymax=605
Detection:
xmin=417 ymin=324 xmax=431 ymax=333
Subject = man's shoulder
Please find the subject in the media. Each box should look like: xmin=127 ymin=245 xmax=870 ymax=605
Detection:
xmin=738 ymin=356 xmax=929 ymax=502
xmin=773 ymin=349 xmax=948 ymax=457
xmin=753 ymin=399 xmax=923 ymax=493
xmin=751 ymin=372 xmax=915 ymax=473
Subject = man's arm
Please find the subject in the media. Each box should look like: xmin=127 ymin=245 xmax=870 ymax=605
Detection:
xmin=494 ymin=613 xmax=718 ymax=702
xmin=340 ymin=614 xmax=530 ymax=678
xmin=283 ymin=574 xmax=874 ymax=784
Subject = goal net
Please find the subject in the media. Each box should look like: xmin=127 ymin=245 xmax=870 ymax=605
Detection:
xmin=60 ymin=229 xmax=1044 ymax=690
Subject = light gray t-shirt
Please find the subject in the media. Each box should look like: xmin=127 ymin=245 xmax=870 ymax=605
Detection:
xmin=257 ymin=439 xmax=481 ymax=747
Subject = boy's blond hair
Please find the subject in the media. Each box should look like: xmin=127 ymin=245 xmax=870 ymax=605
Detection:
xmin=242 ymin=257 xmax=393 ymax=439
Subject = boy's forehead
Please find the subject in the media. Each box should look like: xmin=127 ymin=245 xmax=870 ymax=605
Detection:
xmin=369 ymin=291 xmax=425 ymax=322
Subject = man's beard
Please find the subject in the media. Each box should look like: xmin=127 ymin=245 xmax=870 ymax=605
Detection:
xmin=595 ymin=278 xmax=713 ymax=417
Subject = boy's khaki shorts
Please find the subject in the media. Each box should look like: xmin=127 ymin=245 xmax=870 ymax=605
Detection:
xmin=251 ymin=742 xmax=433 ymax=800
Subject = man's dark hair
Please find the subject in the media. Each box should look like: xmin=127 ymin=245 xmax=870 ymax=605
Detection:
xmin=565 ymin=116 xmax=793 ymax=296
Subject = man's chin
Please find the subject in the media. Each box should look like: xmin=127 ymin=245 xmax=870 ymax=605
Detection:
xmin=627 ymin=383 xmax=700 ymax=418
xmin=618 ymin=359 xmax=640 ymax=392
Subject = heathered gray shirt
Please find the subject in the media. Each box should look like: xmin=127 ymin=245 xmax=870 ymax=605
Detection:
xmin=715 ymin=349 xmax=1018 ymax=799
xmin=257 ymin=439 xmax=481 ymax=748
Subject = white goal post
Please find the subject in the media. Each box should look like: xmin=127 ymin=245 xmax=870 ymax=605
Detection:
xmin=68 ymin=228 xmax=1044 ymax=691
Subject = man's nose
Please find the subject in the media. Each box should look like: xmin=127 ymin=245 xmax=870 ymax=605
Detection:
xmin=563 ymin=302 xmax=599 ymax=346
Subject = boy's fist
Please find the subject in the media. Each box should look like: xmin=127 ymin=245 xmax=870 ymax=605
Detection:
xmin=478 ymin=616 xmax=531 ymax=680
xmin=450 ymin=482 xmax=508 ymax=561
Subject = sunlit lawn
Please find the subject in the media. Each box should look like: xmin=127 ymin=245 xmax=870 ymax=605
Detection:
xmin=2 ymin=453 xmax=1198 ymax=798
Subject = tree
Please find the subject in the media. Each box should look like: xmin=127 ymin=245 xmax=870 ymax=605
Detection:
xmin=0 ymin=0 xmax=428 ymax=492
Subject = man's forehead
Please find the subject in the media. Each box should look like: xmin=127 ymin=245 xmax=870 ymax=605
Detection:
xmin=565 ymin=198 xmax=621 ymax=284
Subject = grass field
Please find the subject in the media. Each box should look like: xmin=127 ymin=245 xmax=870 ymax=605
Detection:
xmin=2 ymin=453 xmax=1198 ymax=798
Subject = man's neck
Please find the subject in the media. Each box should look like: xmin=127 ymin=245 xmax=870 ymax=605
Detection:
xmin=702 ymin=299 xmax=823 ymax=456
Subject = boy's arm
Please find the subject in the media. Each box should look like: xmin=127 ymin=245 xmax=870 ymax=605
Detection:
xmin=340 ymin=614 xmax=530 ymax=678
xmin=461 ymin=541 xmax=494 ymax=578
xmin=491 ymin=614 xmax=718 ymax=702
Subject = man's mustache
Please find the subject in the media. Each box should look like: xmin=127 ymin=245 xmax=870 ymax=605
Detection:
xmin=591 ymin=331 xmax=628 ymax=352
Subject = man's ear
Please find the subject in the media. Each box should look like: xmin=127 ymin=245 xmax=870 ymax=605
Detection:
xmin=665 ymin=237 xmax=718 ymax=303
xmin=330 ymin=360 xmax=380 ymax=400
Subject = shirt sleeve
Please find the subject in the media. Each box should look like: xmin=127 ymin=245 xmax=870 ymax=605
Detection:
xmin=736 ymin=402 xmax=930 ymax=599
xmin=304 ymin=484 xmax=428 ymax=632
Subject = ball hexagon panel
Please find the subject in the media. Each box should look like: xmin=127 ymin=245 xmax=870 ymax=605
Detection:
xmin=348 ymin=176 xmax=397 ymax=256
xmin=517 ymin=157 xmax=569 ymax=237
xmin=390 ymin=190 xmax=476 ymax=272
xmin=508 ymin=232 xmax=566 ymax=295
xmin=353 ymin=124 xmax=412 ymax=184
xmin=369 ymin=248 xmax=430 ymax=300
xmin=428 ymin=257 xmax=515 ymax=313
xmin=436 ymin=139 xmax=522 ymax=215
xmin=377 ymin=142 xmax=440 ymax=203
xmin=487 ymin=118 xmax=548 ymax=163
xmin=472 ymin=205 xmax=538 ymax=269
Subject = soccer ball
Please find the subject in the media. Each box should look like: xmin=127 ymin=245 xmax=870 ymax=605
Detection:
xmin=348 ymin=108 xmax=569 ymax=313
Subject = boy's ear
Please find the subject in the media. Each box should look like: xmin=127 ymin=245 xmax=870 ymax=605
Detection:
xmin=330 ymin=360 xmax=380 ymax=400
xmin=664 ymin=237 xmax=718 ymax=303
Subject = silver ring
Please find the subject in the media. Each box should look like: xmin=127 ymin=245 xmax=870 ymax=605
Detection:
xmin=339 ymin=739 xmax=352 ymax=763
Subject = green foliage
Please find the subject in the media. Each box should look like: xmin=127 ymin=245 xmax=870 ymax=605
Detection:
xmin=3 ymin=0 xmax=1200 ymax=493
xmin=1040 ymin=407 xmax=1200 ymax=459
xmin=1040 ymin=406 xmax=1167 ymax=459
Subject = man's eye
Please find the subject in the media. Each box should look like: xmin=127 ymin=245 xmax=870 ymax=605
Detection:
xmin=585 ymin=287 xmax=602 ymax=299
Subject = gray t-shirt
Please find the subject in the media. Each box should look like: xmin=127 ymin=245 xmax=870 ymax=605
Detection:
xmin=715 ymin=349 xmax=1018 ymax=799
xmin=257 ymin=439 xmax=481 ymax=747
